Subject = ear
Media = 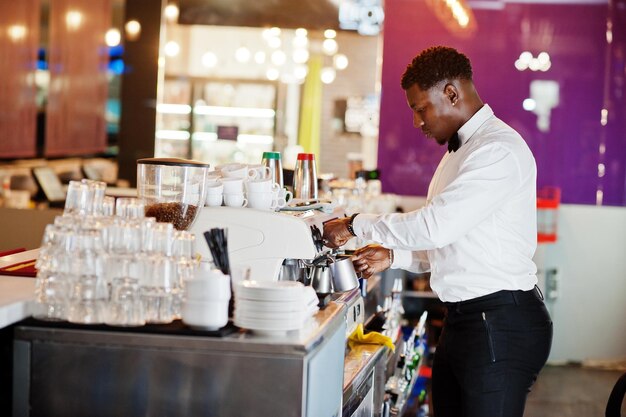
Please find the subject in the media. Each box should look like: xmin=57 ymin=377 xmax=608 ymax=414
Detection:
xmin=444 ymin=83 xmax=459 ymax=106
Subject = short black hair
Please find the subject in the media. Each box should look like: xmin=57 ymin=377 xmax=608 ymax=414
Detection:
xmin=401 ymin=46 xmax=473 ymax=90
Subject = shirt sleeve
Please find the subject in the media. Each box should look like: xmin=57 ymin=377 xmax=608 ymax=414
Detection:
xmin=391 ymin=249 xmax=431 ymax=273
xmin=353 ymin=144 xmax=523 ymax=250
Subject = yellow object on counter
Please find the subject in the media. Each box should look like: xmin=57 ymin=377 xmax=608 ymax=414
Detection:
xmin=348 ymin=324 xmax=395 ymax=352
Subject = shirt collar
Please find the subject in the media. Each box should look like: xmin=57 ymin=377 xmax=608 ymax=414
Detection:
xmin=457 ymin=104 xmax=494 ymax=147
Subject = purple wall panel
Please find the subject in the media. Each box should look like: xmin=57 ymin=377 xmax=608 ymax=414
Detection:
xmin=378 ymin=0 xmax=626 ymax=206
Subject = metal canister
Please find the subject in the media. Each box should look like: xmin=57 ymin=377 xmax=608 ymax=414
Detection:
xmin=261 ymin=151 xmax=283 ymax=189
xmin=293 ymin=153 xmax=318 ymax=200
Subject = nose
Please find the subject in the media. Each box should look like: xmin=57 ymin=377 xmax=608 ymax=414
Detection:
xmin=413 ymin=113 xmax=424 ymax=128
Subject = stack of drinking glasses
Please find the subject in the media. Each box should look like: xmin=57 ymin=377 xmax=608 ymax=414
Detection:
xmin=34 ymin=179 xmax=200 ymax=326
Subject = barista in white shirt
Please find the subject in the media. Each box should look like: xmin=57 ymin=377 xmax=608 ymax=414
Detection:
xmin=323 ymin=46 xmax=553 ymax=417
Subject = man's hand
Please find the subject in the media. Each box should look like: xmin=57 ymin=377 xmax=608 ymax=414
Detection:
xmin=322 ymin=217 xmax=354 ymax=248
xmin=352 ymin=244 xmax=392 ymax=279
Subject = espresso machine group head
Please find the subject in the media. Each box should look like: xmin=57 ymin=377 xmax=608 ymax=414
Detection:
xmin=189 ymin=206 xmax=345 ymax=282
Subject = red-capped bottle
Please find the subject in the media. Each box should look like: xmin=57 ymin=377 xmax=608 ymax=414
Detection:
xmin=293 ymin=153 xmax=318 ymax=200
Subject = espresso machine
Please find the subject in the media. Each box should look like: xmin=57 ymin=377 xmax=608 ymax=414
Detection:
xmin=189 ymin=205 xmax=344 ymax=282
xmin=189 ymin=205 xmax=365 ymax=336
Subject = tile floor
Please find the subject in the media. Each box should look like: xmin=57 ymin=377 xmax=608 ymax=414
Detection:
xmin=525 ymin=364 xmax=625 ymax=417
xmin=405 ymin=364 xmax=626 ymax=416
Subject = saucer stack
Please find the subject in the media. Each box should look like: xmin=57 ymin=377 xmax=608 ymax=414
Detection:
xmin=233 ymin=281 xmax=319 ymax=336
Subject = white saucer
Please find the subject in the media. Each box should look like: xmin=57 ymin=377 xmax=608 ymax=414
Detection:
xmin=235 ymin=280 xmax=305 ymax=302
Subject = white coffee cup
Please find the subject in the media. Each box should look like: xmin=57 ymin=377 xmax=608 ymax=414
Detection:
xmin=221 ymin=164 xmax=258 ymax=180
xmin=247 ymin=191 xmax=278 ymax=211
xmin=186 ymin=264 xmax=231 ymax=301
xmin=247 ymin=164 xmax=272 ymax=180
xmin=205 ymin=183 xmax=224 ymax=207
xmin=246 ymin=178 xmax=280 ymax=193
xmin=206 ymin=193 xmax=223 ymax=207
xmin=221 ymin=177 xmax=245 ymax=194
xmin=215 ymin=163 xmax=243 ymax=175
xmin=206 ymin=172 xmax=222 ymax=182
xmin=182 ymin=299 xmax=229 ymax=330
xmin=223 ymin=193 xmax=248 ymax=207
xmin=273 ymin=189 xmax=292 ymax=208
xmin=206 ymin=177 xmax=222 ymax=187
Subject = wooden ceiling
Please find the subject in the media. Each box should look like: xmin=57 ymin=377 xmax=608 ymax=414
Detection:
xmin=179 ymin=0 xmax=341 ymax=30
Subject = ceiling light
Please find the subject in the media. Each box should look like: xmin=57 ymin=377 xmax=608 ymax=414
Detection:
xmin=528 ymin=58 xmax=541 ymax=71
xmin=321 ymin=67 xmax=336 ymax=84
xmin=201 ymin=52 xmax=218 ymax=68
xmin=295 ymin=28 xmax=308 ymax=37
xmin=322 ymin=38 xmax=338 ymax=55
xmin=164 ymin=41 xmax=180 ymax=57
xmin=268 ymin=37 xmax=281 ymax=49
xmin=194 ymin=106 xmax=276 ymax=118
xmin=66 ymin=11 xmax=83 ymax=31
xmin=333 ymin=54 xmax=349 ymax=70
xmin=292 ymin=49 xmax=310 ymax=64
xmin=164 ymin=4 xmax=179 ymax=22
xmin=125 ymin=20 xmax=141 ymax=41
xmin=266 ymin=68 xmax=280 ymax=81
xmin=157 ymin=104 xmax=191 ymax=114
xmin=254 ymin=51 xmax=266 ymax=64
xmin=7 ymin=25 xmax=27 ymax=41
xmin=271 ymin=50 xmax=287 ymax=66
xmin=105 ymin=28 xmax=121 ymax=47
xmin=235 ymin=47 xmax=251 ymax=63
xmin=522 ymin=98 xmax=536 ymax=111
xmin=292 ymin=36 xmax=308 ymax=48
xmin=324 ymin=29 xmax=337 ymax=39
xmin=514 ymin=59 xmax=528 ymax=71
xmin=537 ymin=52 xmax=550 ymax=64
xmin=269 ymin=27 xmax=281 ymax=37
xmin=519 ymin=51 xmax=532 ymax=64
xmin=294 ymin=65 xmax=308 ymax=80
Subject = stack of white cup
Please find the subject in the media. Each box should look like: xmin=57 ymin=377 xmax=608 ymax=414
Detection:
xmin=246 ymin=178 xmax=283 ymax=210
xmin=221 ymin=177 xmax=248 ymax=207
xmin=204 ymin=163 xmax=292 ymax=210
xmin=182 ymin=262 xmax=231 ymax=330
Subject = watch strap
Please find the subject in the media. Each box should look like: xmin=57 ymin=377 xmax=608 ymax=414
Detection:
xmin=346 ymin=213 xmax=359 ymax=237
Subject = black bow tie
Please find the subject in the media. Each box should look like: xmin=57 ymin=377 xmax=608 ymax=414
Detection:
xmin=448 ymin=132 xmax=460 ymax=153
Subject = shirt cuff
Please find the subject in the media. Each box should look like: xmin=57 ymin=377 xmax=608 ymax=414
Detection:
xmin=351 ymin=213 xmax=380 ymax=239
xmin=389 ymin=249 xmax=413 ymax=269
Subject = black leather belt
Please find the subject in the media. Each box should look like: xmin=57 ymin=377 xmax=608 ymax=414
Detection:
xmin=443 ymin=286 xmax=544 ymax=314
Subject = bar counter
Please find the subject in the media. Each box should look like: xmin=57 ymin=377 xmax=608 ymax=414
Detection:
xmin=1 ymin=255 xmax=398 ymax=417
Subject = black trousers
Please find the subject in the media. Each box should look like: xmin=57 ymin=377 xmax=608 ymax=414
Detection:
xmin=432 ymin=286 xmax=553 ymax=417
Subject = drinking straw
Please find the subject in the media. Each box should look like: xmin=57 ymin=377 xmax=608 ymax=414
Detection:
xmin=203 ymin=228 xmax=231 ymax=275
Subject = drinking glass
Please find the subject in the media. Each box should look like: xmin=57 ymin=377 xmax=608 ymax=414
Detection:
xmin=106 ymin=277 xmax=145 ymax=326
xmin=144 ymin=222 xmax=174 ymax=256
xmin=115 ymin=197 xmax=145 ymax=219
xmin=140 ymin=256 xmax=177 ymax=323
xmin=64 ymin=180 xmax=89 ymax=215
xmin=100 ymin=196 xmax=116 ymax=217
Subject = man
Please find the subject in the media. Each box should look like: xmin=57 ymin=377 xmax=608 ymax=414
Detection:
xmin=323 ymin=46 xmax=553 ymax=417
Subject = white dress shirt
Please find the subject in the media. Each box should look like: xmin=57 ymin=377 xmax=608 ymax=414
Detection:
xmin=353 ymin=104 xmax=538 ymax=302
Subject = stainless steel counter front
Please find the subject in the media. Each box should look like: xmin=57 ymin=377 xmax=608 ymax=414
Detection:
xmin=13 ymin=302 xmax=347 ymax=417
